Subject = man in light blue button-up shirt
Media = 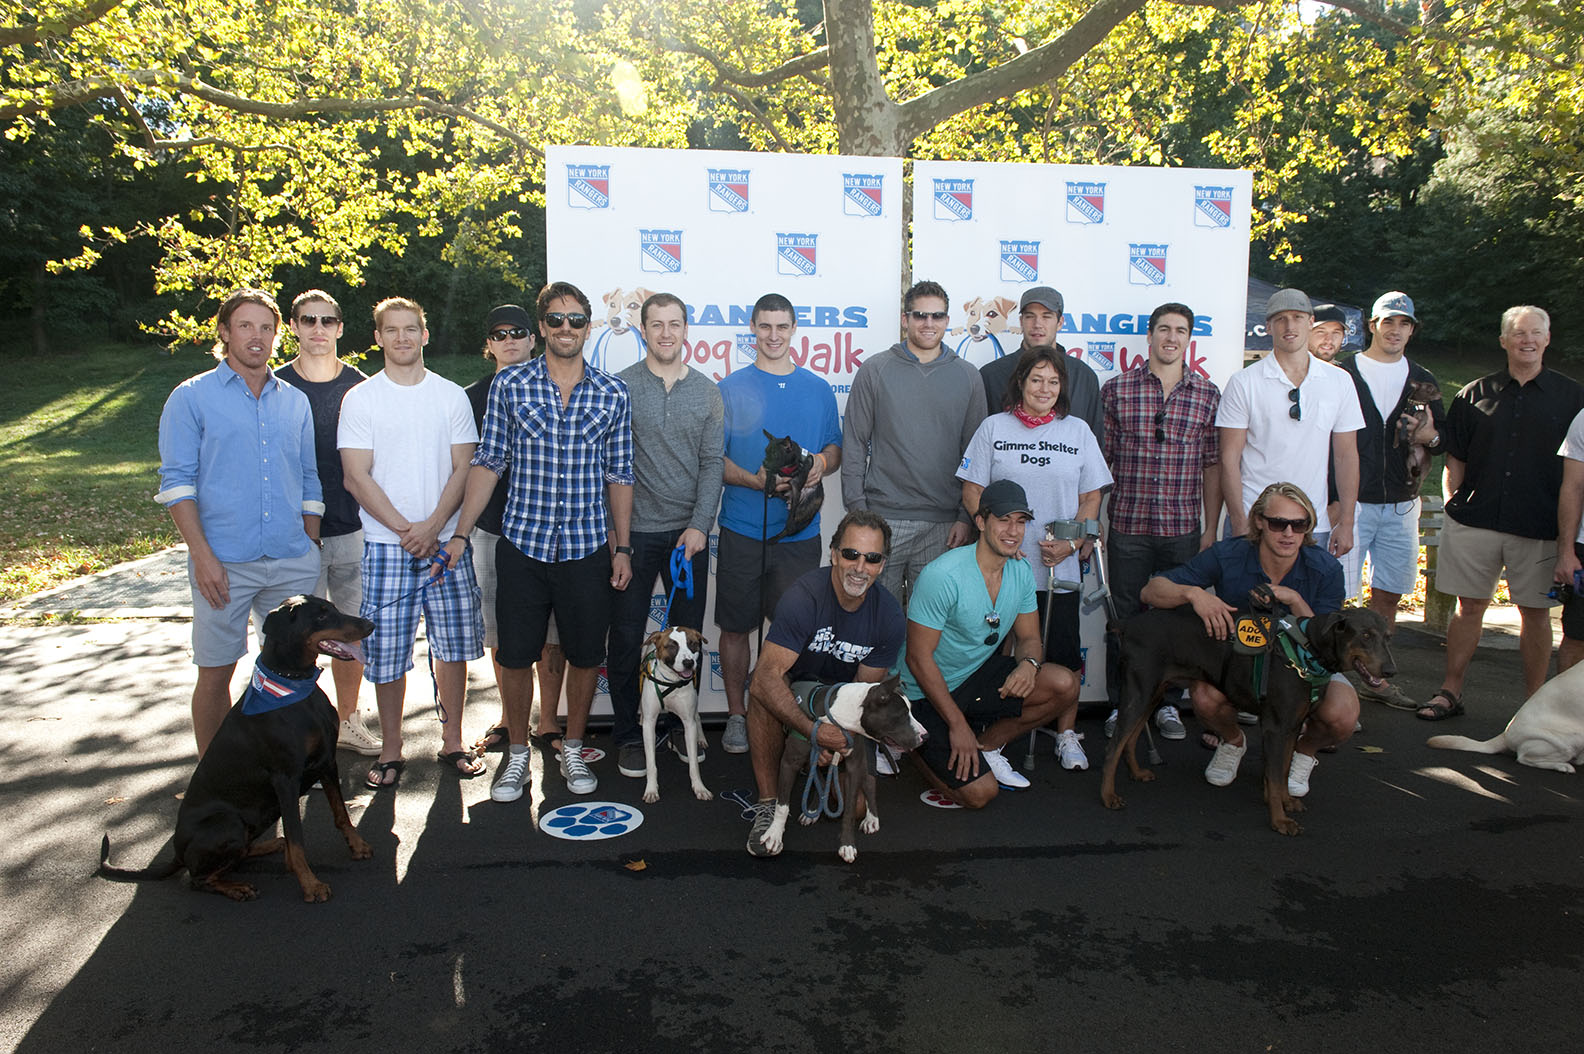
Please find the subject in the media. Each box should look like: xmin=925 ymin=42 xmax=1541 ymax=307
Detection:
xmin=156 ymin=288 xmax=324 ymax=755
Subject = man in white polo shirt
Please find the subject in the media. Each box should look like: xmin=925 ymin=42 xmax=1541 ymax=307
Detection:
xmin=1219 ymin=288 xmax=1362 ymax=555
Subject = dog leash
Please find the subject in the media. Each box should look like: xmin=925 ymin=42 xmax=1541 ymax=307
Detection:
xmin=368 ymin=551 xmax=456 ymax=725
xmin=799 ymin=684 xmax=853 ymax=821
xmin=660 ymin=544 xmax=693 ymax=629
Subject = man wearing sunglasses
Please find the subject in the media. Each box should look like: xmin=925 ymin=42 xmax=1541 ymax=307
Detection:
xmin=607 ymin=292 xmax=725 ymax=773
xmin=897 ymin=479 xmax=1080 ymax=807
xmin=443 ymin=282 xmax=635 ymax=802
xmin=1219 ymin=289 xmax=1362 ymax=556
xmin=744 ymin=510 xmax=906 ymax=856
xmin=277 ymin=290 xmax=380 ymax=756
xmin=978 ymin=286 xmax=1104 ymax=442
xmin=1141 ymin=481 xmax=1351 ymax=797
xmin=1099 ymin=302 xmax=1224 ymax=739
xmin=842 ymin=279 xmax=986 ymax=608
xmin=339 ymin=297 xmax=486 ymax=789
xmin=157 ymin=288 xmax=324 ymax=756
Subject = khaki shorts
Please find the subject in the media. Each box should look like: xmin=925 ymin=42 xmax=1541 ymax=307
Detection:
xmin=1434 ymin=515 xmax=1558 ymax=608
xmin=312 ymin=530 xmax=364 ymax=615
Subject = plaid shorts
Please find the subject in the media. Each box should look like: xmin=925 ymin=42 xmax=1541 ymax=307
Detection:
xmin=359 ymin=541 xmax=483 ymax=684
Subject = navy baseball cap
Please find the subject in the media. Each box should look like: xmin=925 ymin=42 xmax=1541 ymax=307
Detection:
xmin=977 ymin=479 xmax=1034 ymax=519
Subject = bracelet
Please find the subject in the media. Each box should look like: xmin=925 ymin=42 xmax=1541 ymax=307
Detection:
xmin=449 ymin=534 xmax=470 ymax=547
xmin=615 ymin=544 xmax=634 ymax=556
xmin=1022 ymin=657 xmax=1042 ymax=671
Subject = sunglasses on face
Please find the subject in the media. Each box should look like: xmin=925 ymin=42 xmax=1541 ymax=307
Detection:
xmin=488 ymin=326 xmax=531 ymax=342
xmin=544 ymin=312 xmax=589 ymax=330
xmin=838 ymin=547 xmax=885 ymax=565
xmin=295 ymin=314 xmax=340 ymax=328
xmin=909 ymin=310 xmax=949 ymax=321
xmin=1287 ymin=386 xmax=1302 ymax=421
xmin=983 ymin=611 xmax=1001 ymax=647
xmin=1262 ymin=515 xmax=1310 ymax=534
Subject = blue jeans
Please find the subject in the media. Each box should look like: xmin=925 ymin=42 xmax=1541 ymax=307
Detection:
xmin=606 ymin=529 xmax=710 ymax=747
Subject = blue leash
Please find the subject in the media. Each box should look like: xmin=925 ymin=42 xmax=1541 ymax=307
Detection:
xmin=800 ymin=715 xmax=853 ymax=821
xmin=660 ymin=544 xmax=694 ymax=629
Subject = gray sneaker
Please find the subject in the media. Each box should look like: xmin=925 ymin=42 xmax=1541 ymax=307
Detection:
xmin=746 ymin=799 xmax=781 ymax=857
xmin=617 ymin=741 xmax=646 ymax=778
xmin=1104 ymin=709 xmax=1118 ymax=739
xmin=1357 ymin=679 xmax=1418 ymax=710
xmin=722 ymin=713 xmax=749 ymax=754
xmin=1154 ymin=705 xmax=1187 ymax=740
xmin=491 ymin=747 xmax=530 ymax=803
xmin=560 ymin=740 xmax=597 ymax=795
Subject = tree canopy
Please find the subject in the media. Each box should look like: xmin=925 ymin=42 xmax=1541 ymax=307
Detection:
xmin=2 ymin=0 xmax=1581 ymax=349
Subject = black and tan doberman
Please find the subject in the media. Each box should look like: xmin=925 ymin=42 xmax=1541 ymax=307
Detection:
xmin=99 ymin=595 xmax=374 ymax=901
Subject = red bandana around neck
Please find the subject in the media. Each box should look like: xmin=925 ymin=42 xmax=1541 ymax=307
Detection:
xmin=1012 ymin=404 xmax=1056 ymax=428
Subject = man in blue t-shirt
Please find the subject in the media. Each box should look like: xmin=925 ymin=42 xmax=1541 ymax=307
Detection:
xmin=898 ymin=479 xmax=1080 ymax=808
xmin=716 ymin=293 xmax=843 ymax=749
xmin=1141 ymin=480 xmax=1353 ymax=799
xmin=744 ymin=510 xmax=905 ymax=857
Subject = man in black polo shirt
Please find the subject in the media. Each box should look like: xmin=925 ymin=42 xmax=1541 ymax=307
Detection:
xmin=979 ymin=286 xmax=1103 ymax=441
xmin=1419 ymin=305 xmax=1584 ymax=720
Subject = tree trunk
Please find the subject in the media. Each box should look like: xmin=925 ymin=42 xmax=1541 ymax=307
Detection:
xmin=824 ymin=0 xmax=904 ymax=156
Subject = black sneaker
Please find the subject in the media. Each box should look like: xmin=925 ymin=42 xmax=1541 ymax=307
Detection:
xmin=746 ymin=799 xmax=781 ymax=857
xmin=668 ymin=724 xmax=706 ymax=763
xmin=617 ymin=741 xmax=646 ymax=778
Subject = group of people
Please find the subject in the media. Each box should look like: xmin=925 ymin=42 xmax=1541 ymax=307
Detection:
xmin=157 ymin=276 xmax=1584 ymax=857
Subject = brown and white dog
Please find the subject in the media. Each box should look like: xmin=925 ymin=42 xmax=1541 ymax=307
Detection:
xmin=760 ymin=675 xmax=928 ymax=863
xmin=951 ymin=295 xmax=1018 ymax=361
xmin=1427 ymin=661 xmax=1584 ymax=772
xmin=640 ymin=626 xmax=711 ymax=803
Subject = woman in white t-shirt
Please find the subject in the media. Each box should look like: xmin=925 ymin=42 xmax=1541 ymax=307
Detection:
xmin=957 ymin=346 xmax=1112 ymax=770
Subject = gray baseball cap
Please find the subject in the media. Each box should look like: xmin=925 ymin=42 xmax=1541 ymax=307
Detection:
xmin=1265 ymin=288 xmax=1313 ymax=318
xmin=1371 ymin=291 xmax=1417 ymax=322
xmin=1019 ymin=286 xmax=1064 ymax=316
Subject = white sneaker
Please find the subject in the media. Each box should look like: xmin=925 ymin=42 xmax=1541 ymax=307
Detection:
xmin=721 ymin=713 xmax=749 ymax=754
xmin=1056 ymin=729 xmax=1088 ymax=771
xmin=1235 ymin=710 xmax=1259 ymax=725
xmin=1204 ymin=733 xmax=1247 ymax=787
xmin=981 ymin=746 xmax=1030 ymax=789
xmin=1154 ymin=705 xmax=1187 ymax=741
xmin=338 ymin=717 xmax=383 ymax=756
xmin=1288 ymin=751 xmax=1318 ymax=798
xmin=491 ymin=747 xmax=530 ymax=803
xmin=1104 ymin=709 xmax=1118 ymax=738
xmin=560 ymin=739 xmax=597 ymax=795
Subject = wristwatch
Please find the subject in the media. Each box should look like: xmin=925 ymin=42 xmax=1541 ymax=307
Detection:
xmin=615 ymin=545 xmax=634 ymax=556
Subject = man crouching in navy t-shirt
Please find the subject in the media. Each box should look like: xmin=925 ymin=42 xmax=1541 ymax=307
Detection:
xmin=744 ymin=510 xmax=906 ymax=857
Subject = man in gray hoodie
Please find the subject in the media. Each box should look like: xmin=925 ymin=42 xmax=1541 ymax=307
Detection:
xmin=842 ymin=280 xmax=987 ymax=607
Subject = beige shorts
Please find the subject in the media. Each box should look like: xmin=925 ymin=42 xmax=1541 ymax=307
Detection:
xmin=1434 ymin=515 xmax=1558 ymax=608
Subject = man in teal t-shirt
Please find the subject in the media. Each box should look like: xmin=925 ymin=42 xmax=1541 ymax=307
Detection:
xmin=715 ymin=293 xmax=843 ymax=746
xmin=898 ymin=479 xmax=1080 ymax=807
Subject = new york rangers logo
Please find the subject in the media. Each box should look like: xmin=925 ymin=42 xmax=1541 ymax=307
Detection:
xmin=708 ymin=532 xmax=719 ymax=576
xmin=1086 ymin=341 xmax=1117 ymax=372
xmin=1128 ymin=243 xmax=1169 ymax=286
xmin=648 ymin=593 xmax=668 ymax=629
xmin=1066 ymin=182 xmax=1106 ymax=224
xmin=639 ymin=229 xmax=683 ymax=274
xmin=734 ymin=331 xmax=758 ymax=366
xmin=1194 ymin=185 xmax=1234 ymax=228
xmin=933 ymin=178 xmax=974 ymax=221
xmin=842 ymin=173 xmax=884 ymax=217
xmin=708 ymin=168 xmax=750 ymax=213
xmin=776 ymin=232 xmax=818 ymax=277
xmin=596 ymin=665 xmax=610 ymax=697
xmin=999 ymin=240 xmax=1039 ymax=284
xmin=567 ymin=164 xmax=610 ymax=209
xmin=708 ymin=650 xmax=724 ymax=692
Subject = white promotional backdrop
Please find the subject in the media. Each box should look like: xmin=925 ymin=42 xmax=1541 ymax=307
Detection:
xmin=545 ymin=147 xmax=1251 ymax=713
xmin=546 ymin=145 xmax=906 ymax=717
xmin=913 ymin=160 xmax=1253 ymax=700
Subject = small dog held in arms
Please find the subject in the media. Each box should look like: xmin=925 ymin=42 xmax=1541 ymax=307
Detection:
xmin=760 ymin=430 xmax=823 ymax=543
xmin=1394 ymin=379 xmax=1442 ymax=490
xmin=98 ymin=595 xmax=374 ymax=902
xmin=639 ymin=626 xmax=712 ymax=803
xmin=760 ymin=675 xmax=928 ymax=863
xmin=1427 ymin=662 xmax=1584 ymax=772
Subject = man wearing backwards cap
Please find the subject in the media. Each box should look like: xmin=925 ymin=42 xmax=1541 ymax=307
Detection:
xmin=1218 ymin=288 xmax=1363 ymax=555
xmin=1338 ymin=292 xmax=1445 ymax=709
xmin=979 ymin=286 xmax=1104 ymax=442
xmin=895 ymin=478 xmax=1079 ymax=808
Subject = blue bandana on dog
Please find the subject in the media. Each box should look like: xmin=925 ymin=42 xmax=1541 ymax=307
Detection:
xmin=240 ymin=662 xmax=322 ymax=715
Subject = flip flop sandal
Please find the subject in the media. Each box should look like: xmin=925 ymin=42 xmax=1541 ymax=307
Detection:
xmin=365 ymin=759 xmax=405 ymax=790
xmin=437 ymin=750 xmax=485 ymax=778
xmin=474 ymin=725 xmax=510 ymax=753
xmin=1415 ymin=689 xmax=1465 ymax=722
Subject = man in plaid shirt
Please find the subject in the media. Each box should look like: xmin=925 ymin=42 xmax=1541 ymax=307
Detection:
xmin=1099 ymin=302 xmax=1223 ymax=738
xmin=442 ymin=281 xmax=635 ymax=802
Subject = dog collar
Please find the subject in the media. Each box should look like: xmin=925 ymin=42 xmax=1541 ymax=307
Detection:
xmin=240 ymin=662 xmax=322 ymax=715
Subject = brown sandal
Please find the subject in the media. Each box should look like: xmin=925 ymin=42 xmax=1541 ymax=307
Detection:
xmin=1415 ymin=689 xmax=1465 ymax=722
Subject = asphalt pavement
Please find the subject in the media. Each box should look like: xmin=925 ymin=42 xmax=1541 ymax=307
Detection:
xmin=1 ymin=549 xmax=1580 ymax=1053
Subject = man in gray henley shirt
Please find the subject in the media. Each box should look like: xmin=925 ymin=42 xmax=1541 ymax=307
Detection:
xmin=610 ymin=292 xmax=726 ymax=774
xmin=842 ymin=279 xmax=987 ymax=606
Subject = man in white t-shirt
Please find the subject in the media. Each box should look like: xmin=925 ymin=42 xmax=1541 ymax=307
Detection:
xmin=1219 ymin=288 xmax=1362 ymax=555
xmin=1338 ymin=292 xmax=1445 ymax=707
xmin=339 ymin=297 xmax=485 ymax=790
xmin=1553 ymin=408 xmax=1584 ymax=672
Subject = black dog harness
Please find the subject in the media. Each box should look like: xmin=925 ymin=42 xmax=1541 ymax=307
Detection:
xmin=1232 ymin=613 xmax=1332 ymax=705
xmin=639 ymin=651 xmax=700 ymax=702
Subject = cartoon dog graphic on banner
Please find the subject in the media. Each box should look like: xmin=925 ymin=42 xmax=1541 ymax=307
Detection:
xmin=589 ymin=285 xmax=652 ymax=372
xmin=950 ymin=295 xmax=1018 ymax=363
